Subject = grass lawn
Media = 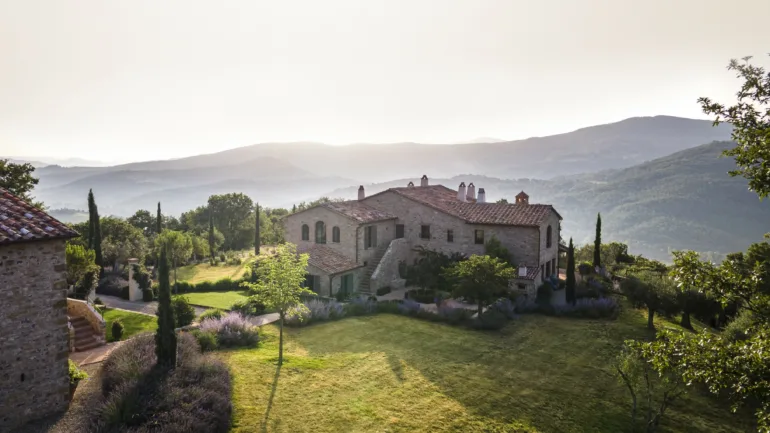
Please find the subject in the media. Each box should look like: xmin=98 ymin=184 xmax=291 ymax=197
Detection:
xmin=173 ymin=261 xmax=251 ymax=284
xmin=101 ymin=308 xmax=157 ymax=342
xmin=180 ymin=290 xmax=249 ymax=310
xmin=221 ymin=310 xmax=754 ymax=433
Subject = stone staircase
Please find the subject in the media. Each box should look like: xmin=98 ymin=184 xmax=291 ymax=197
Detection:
xmin=69 ymin=316 xmax=104 ymax=352
xmin=358 ymin=246 xmax=389 ymax=294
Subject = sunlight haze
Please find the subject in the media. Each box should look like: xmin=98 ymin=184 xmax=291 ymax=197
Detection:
xmin=1 ymin=0 xmax=768 ymax=163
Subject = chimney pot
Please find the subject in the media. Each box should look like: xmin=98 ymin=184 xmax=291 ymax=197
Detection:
xmin=477 ymin=188 xmax=486 ymax=203
xmin=420 ymin=175 xmax=429 ymax=187
xmin=457 ymin=182 xmax=467 ymax=202
xmin=358 ymin=185 xmax=365 ymax=200
xmin=466 ymin=182 xmax=476 ymax=201
xmin=515 ymin=191 xmax=529 ymax=205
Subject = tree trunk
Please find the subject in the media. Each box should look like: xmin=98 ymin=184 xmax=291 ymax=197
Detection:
xmin=278 ymin=311 xmax=284 ymax=365
xmin=647 ymin=308 xmax=655 ymax=330
xmin=173 ymin=261 xmax=178 ymax=294
xmin=681 ymin=312 xmax=692 ymax=330
xmin=477 ymin=302 xmax=483 ymax=319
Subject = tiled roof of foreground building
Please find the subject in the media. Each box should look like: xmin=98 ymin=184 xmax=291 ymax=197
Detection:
xmin=298 ymin=244 xmax=362 ymax=274
xmin=373 ymin=185 xmax=561 ymax=227
xmin=0 ymin=188 xmax=79 ymax=245
xmin=321 ymin=201 xmax=397 ymax=223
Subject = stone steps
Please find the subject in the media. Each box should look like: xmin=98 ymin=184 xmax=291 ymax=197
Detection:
xmin=359 ymin=248 xmax=388 ymax=294
xmin=69 ymin=315 xmax=105 ymax=352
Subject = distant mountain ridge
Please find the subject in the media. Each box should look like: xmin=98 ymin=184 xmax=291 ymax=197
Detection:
xmin=30 ymin=115 xmax=734 ymax=226
xmin=324 ymin=141 xmax=768 ymax=262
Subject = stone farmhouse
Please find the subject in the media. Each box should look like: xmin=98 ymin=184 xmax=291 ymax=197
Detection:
xmin=284 ymin=175 xmax=562 ymax=299
xmin=0 ymin=188 xmax=80 ymax=430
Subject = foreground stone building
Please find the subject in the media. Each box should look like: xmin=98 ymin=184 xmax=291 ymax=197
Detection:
xmin=284 ymin=175 xmax=562 ymax=299
xmin=0 ymin=188 xmax=79 ymax=430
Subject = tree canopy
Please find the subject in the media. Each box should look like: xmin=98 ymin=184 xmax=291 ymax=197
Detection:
xmin=444 ymin=254 xmax=515 ymax=317
xmin=0 ymin=159 xmax=40 ymax=205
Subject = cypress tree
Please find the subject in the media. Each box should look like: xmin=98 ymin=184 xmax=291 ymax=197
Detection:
xmin=91 ymin=193 xmax=104 ymax=277
xmin=566 ymin=237 xmax=576 ymax=305
xmin=593 ymin=213 xmax=602 ymax=269
xmin=87 ymin=189 xmax=95 ymax=249
xmin=255 ymin=203 xmax=261 ymax=256
xmin=156 ymin=202 xmax=162 ymax=235
xmin=291 ymin=204 xmax=296 ymax=213
xmin=155 ymin=245 xmax=177 ymax=368
xmin=208 ymin=211 xmax=215 ymax=265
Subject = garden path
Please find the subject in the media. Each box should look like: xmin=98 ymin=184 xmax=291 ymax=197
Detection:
xmin=99 ymin=295 xmax=208 ymax=316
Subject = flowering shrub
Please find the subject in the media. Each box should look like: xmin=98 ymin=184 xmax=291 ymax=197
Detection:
xmin=398 ymin=299 xmax=421 ymax=315
xmin=346 ymin=296 xmax=377 ymax=316
xmin=553 ymin=297 xmax=620 ymax=319
xmin=199 ymin=312 xmax=259 ymax=347
xmin=285 ymin=299 xmax=345 ymax=326
xmin=489 ymin=297 xmax=516 ymax=319
xmin=437 ymin=305 xmax=474 ymax=325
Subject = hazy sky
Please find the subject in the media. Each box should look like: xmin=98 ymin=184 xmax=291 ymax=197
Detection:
xmin=1 ymin=0 xmax=768 ymax=163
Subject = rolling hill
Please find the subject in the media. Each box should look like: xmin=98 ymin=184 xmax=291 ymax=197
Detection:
xmin=29 ymin=115 xmax=733 ymax=218
xmin=324 ymin=141 xmax=769 ymax=261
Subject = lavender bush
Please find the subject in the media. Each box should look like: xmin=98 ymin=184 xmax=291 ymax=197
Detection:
xmin=285 ymin=299 xmax=346 ymax=326
xmin=489 ymin=297 xmax=516 ymax=319
xmin=437 ymin=304 xmax=474 ymax=325
xmin=346 ymin=296 xmax=377 ymax=316
xmin=199 ymin=312 xmax=259 ymax=347
xmin=553 ymin=297 xmax=620 ymax=319
xmin=398 ymin=299 xmax=421 ymax=315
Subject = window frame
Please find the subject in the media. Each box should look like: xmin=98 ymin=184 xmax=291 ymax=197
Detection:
xmin=474 ymin=229 xmax=484 ymax=245
xmin=301 ymin=224 xmax=309 ymax=241
xmin=447 ymin=229 xmax=454 ymax=243
xmin=546 ymin=225 xmax=553 ymax=248
xmin=332 ymin=226 xmax=340 ymax=243
xmin=315 ymin=221 xmax=326 ymax=244
xmin=420 ymin=225 xmax=431 ymax=240
xmin=395 ymin=224 xmax=405 ymax=239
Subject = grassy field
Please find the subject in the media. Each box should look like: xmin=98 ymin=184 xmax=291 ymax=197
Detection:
xmin=179 ymin=290 xmax=249 ymax=310
xmin=173 ymin=261 xmax=251 ymax=284
xmin=221 ymin=310 xmax=753 ymax=433
xmin=101 ymin=308 xmax=157 ymax=342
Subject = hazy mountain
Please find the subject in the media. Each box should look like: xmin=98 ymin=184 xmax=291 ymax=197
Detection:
xmin=31 ymin=115 xmax=733 ymax=223
xmin=453 ymin=137 xmax=507 ymax=144
xmin=3 ymin=156 xmax=115 ymax=167
xmin=325 ymin=141 xmax=768 ymax=262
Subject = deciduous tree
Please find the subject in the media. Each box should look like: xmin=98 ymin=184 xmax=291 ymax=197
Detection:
xmin=0 ymin=159 xmax=40 ymax=205
xmin=244 ymin=243 xmax=312 ymax=365
xmin=155 ymin=230 xmax=193 ymax=291
xmin=444 ymin=255 xmax=515 ymax=318
xmin=65 ymin=243 xmax=96 ymax=287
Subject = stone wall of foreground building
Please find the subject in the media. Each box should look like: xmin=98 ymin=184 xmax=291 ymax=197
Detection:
xmin=0 ymin=239 xmax=71 ymax=430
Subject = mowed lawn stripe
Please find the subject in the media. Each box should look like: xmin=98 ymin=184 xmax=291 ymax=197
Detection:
xmin=221 ymin=313 xmax=752 ymax=433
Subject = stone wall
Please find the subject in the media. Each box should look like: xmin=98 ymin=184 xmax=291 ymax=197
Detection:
xmin=284 ymin=207 xmax=359 ymax=259
xmin=370 ymin=238 xmax=409 ymax=293
xmin=66 ymin=298 xmax=106 ymax=342
xmin=362 ymin=191 xmax=541 ymax=265
xmin=356 ymin=220 xmax=396 ymax=266
xmin=0 ymin=239 xmax=71 ymax=430
xmin=538 ymin=211 xmax=561 ymax=280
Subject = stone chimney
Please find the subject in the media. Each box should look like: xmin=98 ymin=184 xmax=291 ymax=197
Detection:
xmin=420 ymin=175 xmax=429 ymax=187
xmin=466 ymin=182 xmax=476 ymax=201
xmin=358 ymin=185 xmax=365 ymax=200
xmin=457 ymin=182 xmax=467 ymax=202
xmin=515 ymin=191 xmax=529 ymax=205
xmin=477 ymin=188 xmax=486 ymax=203
xmin=407 ymin=181 xmax=415 ymax=188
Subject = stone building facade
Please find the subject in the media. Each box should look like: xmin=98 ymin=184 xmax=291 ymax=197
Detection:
xmin=0 ymin=188 xmax=79 ymax=430
xmin=284 ymin=176 xmax=562 ymax=298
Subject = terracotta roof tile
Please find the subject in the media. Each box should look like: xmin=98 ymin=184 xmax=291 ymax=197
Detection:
xmin=298 ymin=244 xmax=361 ymax=275
xmin=322 ymin=200 xmax=397 ymax=223
xmin=0 ymin=188 xmax=79 ymax=245
xmin=375 ymin=185 xmax=560 ymax=227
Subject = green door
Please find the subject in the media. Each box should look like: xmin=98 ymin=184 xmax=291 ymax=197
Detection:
xmin=341 ymin=274 xmax=353 ymax=296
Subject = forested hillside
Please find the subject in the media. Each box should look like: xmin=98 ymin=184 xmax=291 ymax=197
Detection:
xmin=326 ymin=141 xmax=769 ymax=262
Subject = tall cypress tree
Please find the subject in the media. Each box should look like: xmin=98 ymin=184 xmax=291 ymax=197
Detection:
xmin=208 ymin=211 xmax=215 ymax=265
xmin=566 ymin=237 xmax=576 ymax=305
xmin=254 ymin=203 xmax=260 ymax=256
xmin=87 ymin=189 xmax=95 ymax=249
xmin=593 ymin=213 xmax=602 ymax=269
xmin=91 ymin=193 xmax=104 ymax=277
xmin=156 ymin=202 xmax=162 ymax=235
xmin=155 ymin=245 xmax=177 ymax=368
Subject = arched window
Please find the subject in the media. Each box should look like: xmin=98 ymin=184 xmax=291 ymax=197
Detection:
xmin=315 ymin=221 xmax=326 ymax=244
xmin=301 ymin=224 xmax=309 ymax=241
xmin=332 ymin=226 xmax=340 ymax=243
xmin=546 ymin=225 xmax=552 ymax=248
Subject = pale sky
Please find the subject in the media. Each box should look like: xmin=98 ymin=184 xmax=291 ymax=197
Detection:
xmin=1 ymin=0 xmax=768 ymax=163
